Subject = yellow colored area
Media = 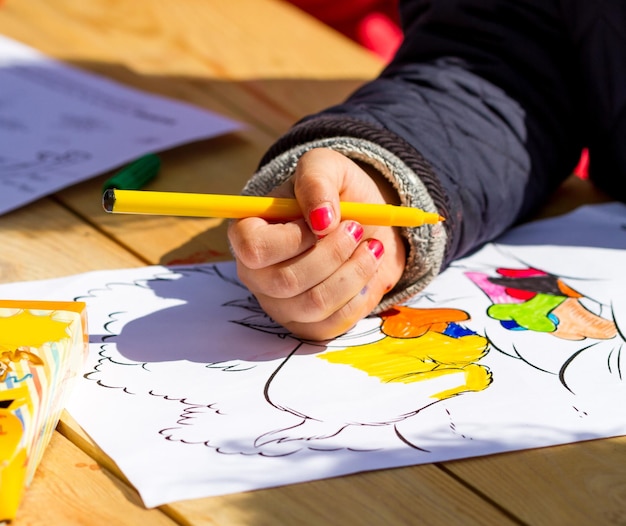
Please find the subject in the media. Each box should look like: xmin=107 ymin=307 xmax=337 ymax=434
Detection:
xmin=0 ymin=310 xmax=72 ymax=350
xmin=0 ymin=411 xmax=28 ymax=522
xmin=0 ymin=300 xmax=88 ymax=522
xmin=319 ymin=330 xmax=491 ymax=400
xmin=0 ymin=299 xmax=88 ymax=350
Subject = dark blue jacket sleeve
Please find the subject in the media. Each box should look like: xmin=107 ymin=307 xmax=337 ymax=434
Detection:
xmin=256 ymin=0 xmax=626 ymax=269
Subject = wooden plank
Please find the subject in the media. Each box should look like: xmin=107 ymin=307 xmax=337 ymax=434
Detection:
xmin=0 ymin=198 xmax=143 ymax=283
xmin=0 ymin=0 xmax=379 ymax=78
xmin=443 ymin=436 xmax=626 ymax=525
xmin=161 ymin=465 xmax=519 ymax=526
xmin=0 ymin=0 xmax=381 ymax=131
xmin=12 ymin=432 xmax=177 ymax=526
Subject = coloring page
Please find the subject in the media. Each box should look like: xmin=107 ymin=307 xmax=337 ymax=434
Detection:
xmin=1 ymin=203 xmax=624 ymax=506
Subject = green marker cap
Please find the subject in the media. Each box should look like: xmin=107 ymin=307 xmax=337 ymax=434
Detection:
xmin=102 ymin=153 xmax=161 ymax=191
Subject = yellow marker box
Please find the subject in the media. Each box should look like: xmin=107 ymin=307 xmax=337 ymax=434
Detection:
xmin=0 ymin=300 xmax=88 ymax=522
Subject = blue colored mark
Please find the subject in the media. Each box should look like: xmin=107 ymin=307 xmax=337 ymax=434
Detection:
xmin=443 ymin=322 xmax=476 ymax=338
xmin=5 ymin=373 xmax=34 ymax=385
xmin=501 ymin=319 xmax=526 ymax=331
xmin=500 ymin=312 xmax=559 ymax=331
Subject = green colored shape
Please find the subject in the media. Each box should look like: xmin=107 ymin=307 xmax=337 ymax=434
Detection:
xmin=487 ymin=293 xmax=565 ymax=332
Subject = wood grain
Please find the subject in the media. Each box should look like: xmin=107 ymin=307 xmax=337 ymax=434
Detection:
xmin=14 ymin=432 xmax=176 ymax=525
xmin=0 ymin=198 xmax=143 ymax=283
xmin=162 ymin=464 xmax=519 ymax=526
xmin=444 ymin=436 xmax=626 ymax=525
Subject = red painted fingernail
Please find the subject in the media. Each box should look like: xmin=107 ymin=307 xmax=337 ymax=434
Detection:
xmin=309 ymin=206 xmax=334 ymax=231
xmin=367 ymin=239 xmax=384 ymax=259
xmin=345 ymin=221 xmax=364 ymax=243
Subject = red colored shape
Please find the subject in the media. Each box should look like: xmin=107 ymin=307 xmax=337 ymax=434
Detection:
xmin=497 ymin=267 xmax=547 ymax=278
xmin=504 ymin=288 xmax=537 ymax=301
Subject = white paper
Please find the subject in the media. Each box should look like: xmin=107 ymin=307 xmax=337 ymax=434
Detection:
xmin=1 ymin=202 xmax=625 ymax=507
xmin=0 ymin=35 xmax=243 ymax=215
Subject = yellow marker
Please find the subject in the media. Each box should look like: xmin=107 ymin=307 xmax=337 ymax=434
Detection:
xmin=102 ymin=189 xmax=445 ymax=227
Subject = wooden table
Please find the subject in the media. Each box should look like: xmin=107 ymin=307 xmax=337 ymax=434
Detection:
xmin=0 ymin=1 xmax=623 ymax=524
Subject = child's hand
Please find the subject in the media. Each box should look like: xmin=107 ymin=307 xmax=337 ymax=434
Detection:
xmin=228 ymin=148 xmax=406 ymax=340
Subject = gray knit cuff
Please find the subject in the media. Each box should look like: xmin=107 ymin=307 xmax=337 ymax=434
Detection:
xmin=242 ymin=137 xmax=448 ymax=312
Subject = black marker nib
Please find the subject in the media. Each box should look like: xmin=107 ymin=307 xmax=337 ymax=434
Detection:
xmin=102 ymin=188 xmax=116 ymax=212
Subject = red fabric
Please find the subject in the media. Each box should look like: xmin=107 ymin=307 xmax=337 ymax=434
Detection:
xmin=573 ymin=148 xmax=589 ymax=179
xmin=289 ymin=0 xmax=401 ymax=61
xmin=357 ymin=12 xmax=403 ymax=62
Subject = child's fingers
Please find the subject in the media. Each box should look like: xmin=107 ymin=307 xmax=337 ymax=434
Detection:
xmin=228 ymin=216 xmax=315 ymax=269
xmin=254 ymin=236 xmax=385 ymax=330
xmin=240 ymin=220 xmax=366 ymax=298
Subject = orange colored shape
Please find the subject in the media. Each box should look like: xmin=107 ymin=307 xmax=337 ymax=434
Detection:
xmin=552 ymin=298 xmax=617 ymax=341
xmin=556 ymin=279 xmax=583 ymax=298
xmin=380 ymin=306 xmax=470 ymax=339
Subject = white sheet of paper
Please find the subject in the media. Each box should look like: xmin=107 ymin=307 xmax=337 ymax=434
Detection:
xmin=0 ymin=35 xmax=243 ymax=215
xmin=1 ymin=203 xmax=625 ymax=507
